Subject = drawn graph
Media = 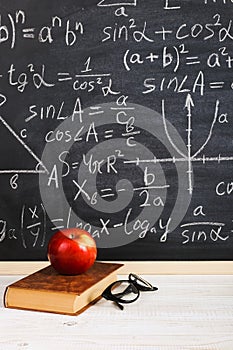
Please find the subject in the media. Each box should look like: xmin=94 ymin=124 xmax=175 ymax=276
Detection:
xmin=126 ymin=95 xmax=233 ymax=195
xmin=1 ymin=93 xmax=232 ymax=199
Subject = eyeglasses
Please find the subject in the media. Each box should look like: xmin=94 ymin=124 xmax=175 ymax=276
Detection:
xmin=101 ymin=273 xmax=158 ymax=310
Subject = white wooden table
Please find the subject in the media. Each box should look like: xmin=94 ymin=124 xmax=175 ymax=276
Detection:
xmin=1 ymin=274 xmax=233 ymax=350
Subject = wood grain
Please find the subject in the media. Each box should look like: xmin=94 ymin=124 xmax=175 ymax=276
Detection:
xmin=0 ymin=260 xmax=233 ymax=275
xmin=1 ymin=274 xmax=233 ymax=349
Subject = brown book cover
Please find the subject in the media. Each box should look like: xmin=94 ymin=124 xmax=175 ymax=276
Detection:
xmin=4 ymin=262 xmax=123 ymax=315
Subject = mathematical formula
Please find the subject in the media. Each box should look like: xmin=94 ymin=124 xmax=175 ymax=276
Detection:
xmin=0 ymin=0 xmax=232 ymax=259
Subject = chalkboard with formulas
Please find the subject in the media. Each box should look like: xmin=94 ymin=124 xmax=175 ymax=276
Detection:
xmin=0 ymin=0 xmax=233 ymax=262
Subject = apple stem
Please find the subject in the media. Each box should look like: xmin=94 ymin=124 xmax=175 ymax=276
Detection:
xmin=69 ymin=234 xmax=75 ymax=239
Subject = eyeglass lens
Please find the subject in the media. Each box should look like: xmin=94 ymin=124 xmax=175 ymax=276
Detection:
xmin=101 ymin=274 xmax=158 ymax=310
xmin=110 ymin=281 xmax=139 ymax=302
xmin=129 ymin=273 xmax=158 ymax=291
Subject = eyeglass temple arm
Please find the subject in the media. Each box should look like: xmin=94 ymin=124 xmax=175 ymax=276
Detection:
xmin=101 ymin=291 xmax=125 ymax=310
xmin=113 ymin=284 xmax=137 ymax=298
xmin=114 ymin=300 xmax=124 ymax=310
xmin=129 ymin=274 xmax=158 ymax=291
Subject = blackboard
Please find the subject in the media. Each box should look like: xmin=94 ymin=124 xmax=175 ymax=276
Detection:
xmin=0 ymin=0 xmax=233 ymax=262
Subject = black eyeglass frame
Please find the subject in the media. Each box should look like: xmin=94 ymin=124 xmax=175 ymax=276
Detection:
xmin=101 ymin=273 xmax=158 ymax=310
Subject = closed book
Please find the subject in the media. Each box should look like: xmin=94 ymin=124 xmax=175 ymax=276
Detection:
xmin=4 ymin=262 xmax=123 ymax=315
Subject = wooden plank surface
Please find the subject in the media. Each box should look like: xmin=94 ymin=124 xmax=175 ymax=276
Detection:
xmin=0 ymin=260 xmax=233 ymax=275
xmin=0 ymin=274 xmax=233 ymax=349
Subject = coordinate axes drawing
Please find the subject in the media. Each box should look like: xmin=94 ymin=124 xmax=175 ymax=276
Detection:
xmin=1 ymin=94 xmax=233 ymax=196
xmin=126 ymin=96 xmax=233 ymax=195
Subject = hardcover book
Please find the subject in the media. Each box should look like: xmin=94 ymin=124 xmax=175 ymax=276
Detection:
xmin=4 ymin=262 xmax=123 ymax=315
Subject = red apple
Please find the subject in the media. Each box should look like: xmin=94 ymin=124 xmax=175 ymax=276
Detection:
xmin=47 ymin=228 xmax=97 ymax=275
